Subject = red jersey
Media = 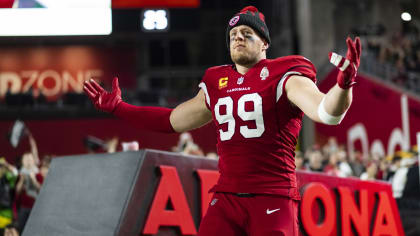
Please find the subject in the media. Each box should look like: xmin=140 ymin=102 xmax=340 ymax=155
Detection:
xmin=199 ymin=55 xmax=317 ymax=199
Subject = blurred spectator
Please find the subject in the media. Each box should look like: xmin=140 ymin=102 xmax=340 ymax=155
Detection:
xmin=336 ymin=149 xmax=353 ymax=178
xmin=15 ymin=152 xmax=40 ymax=233
xmin=366 ymin=35 xmax=385 ymax=56
xmin=175 ymin=132 xmax=193 ymax=152
xmin=306 ymin=150 xmax=323 ymax=172
xmin=183 ymin=142 xmax=204 ymax=156
xmin=174 ymin=132 xmax=204 ymax=156
xmin=295 ymin=151 xmax=305 ymax=171
xmin=206 ymin=152 xmax=218 ymax=160
xmin=0 ymin=158 xmax=17 ymax=229
xmin=322 ymin=137 xmax=339 ymax=157
xmin=350 ymin=151 xmax=365 ymax=177
xmin=37 ymin=156 xmax=50 ymax=183
xmin=392 ymin=157 xmax=416 ymax=201
xmin=391 ymin=157 xmax=420 ymax=236
xmin=401 ymin=160 xmax=420 ymax=208
xmin=385 ymin=155 xmax=402 ymax=181
xmin=378 ymin=32 xmax=406 ymax=68
xmin=377 ymin=158 xmax=389 ymax=180
xmin=121 ymin=141 xmax=139 ymax=152
xmin=106 ymin=137 xmax=119 ymax=153
xmin=360 ymin=161 xmax=378 ymax=181
xmin=323 ymin=151 xmax=341 ymax=176
xmin=84 ymin=136 xmax=121 ymax=153
xmin=84 ymin=136 xmax=106 ymax=153
xmin=3 ymin=223 xmax=19 ymax=236
xmin=394 ymin=153 xmax=420 ymax=235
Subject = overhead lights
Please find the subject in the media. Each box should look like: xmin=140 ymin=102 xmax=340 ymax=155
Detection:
xmin=401 ymin=12 xmax=412 ymax=22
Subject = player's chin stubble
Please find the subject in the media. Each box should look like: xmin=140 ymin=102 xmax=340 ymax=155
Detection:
xmin=231 ymin=50 xmax=258 ymax=67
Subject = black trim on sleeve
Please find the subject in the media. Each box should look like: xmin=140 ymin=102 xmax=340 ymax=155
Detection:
xmin=286 ymin=65 xmax=312 ymax=73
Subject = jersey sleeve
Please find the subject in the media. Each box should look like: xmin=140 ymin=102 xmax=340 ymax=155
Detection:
xmin=198 ymin=69 xmax=211 ymax=110
xmin=284 ymin=56 xmax=317 ymax=83
xmin=275 ymin=56 xmax=317 ymax=102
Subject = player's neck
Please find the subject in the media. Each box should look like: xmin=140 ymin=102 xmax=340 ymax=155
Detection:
xmin=234 ymin=64 xmax=250 ymax=75
xmin=235 ymin=57 xmax=266 ymax=75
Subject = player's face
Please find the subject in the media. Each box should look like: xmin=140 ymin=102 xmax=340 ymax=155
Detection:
xmin=229 ymin=25 xmax=267 ymax=66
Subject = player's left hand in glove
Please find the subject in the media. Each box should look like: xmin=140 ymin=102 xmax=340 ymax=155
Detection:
xmin=83 ymin=77 xmax=122 ymax=113
xmin=329 ymin=37 xmax=362 ymax=89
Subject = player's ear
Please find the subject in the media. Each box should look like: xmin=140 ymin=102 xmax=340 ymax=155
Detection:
xmin=262 ymin=40 xmax=269 ymax=51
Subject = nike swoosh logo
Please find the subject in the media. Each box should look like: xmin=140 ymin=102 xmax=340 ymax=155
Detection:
xmin=266 ymin=208 xmax=280 ymax=214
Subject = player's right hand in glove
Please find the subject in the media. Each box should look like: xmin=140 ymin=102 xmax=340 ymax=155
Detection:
xmin=329 ymin=37 xmax=362 ymax=89
xmin=83 ymin=77 xmax=122 ymax=113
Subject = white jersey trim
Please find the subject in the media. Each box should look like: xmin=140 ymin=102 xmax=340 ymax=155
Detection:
xmin=276 ymin=71 xmax=302 ymax=102
xmin=199 ymin=82 xmax=210 ymax=107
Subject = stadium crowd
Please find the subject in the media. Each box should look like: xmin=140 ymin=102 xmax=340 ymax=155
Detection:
xmin=0 ymin=130 xmax=50 ymax=236
xmin=296 ymin=137 xmax=420 ymax=206
xmin=363 ymin=21 xmax=420 ymax=91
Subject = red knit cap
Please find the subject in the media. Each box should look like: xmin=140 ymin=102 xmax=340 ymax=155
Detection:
xmin=226 ymin=6 xmax=271 ymax=49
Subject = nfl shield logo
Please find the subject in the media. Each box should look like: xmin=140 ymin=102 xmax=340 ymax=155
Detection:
xmin=260 ymin=67 xmax=269 ymax=80
xmin=237 ymin=76 xmax=244 ymax=85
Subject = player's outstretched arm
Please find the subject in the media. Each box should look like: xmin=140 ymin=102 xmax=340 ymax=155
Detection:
xmin=170 ymin=89 xmax=212 ymax=132
xmin=83 ymin=77 xmax=212 ymax=133
xmin=286 ymin=37 xmax=361 ymax=125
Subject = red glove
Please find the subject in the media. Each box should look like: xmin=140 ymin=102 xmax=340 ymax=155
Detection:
xmin=329 ymin=37 xmax=362 ymax=89
xmin=83 ymin=77 xmax=122 ymax=113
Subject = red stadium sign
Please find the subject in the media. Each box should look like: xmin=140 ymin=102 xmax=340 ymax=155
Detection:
xmin=0 ymin=46 xmax=136 ymax=101
xmin=112 ymin=0 xmax=200 ymax=8
xmin=0 ymin=69 xmax=103 ymax=98
xmin=300 ymin=183 xmax=398 ymax=236
xmin=137 ymin=162 xmax=404 ymax=235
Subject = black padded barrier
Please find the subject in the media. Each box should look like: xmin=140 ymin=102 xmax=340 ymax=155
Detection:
xmin=23 ymin=151 xmax=145 ymax=236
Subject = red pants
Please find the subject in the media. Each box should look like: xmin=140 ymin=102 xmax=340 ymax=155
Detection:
xmin=198 ymin=192 xmax=299 ymax=236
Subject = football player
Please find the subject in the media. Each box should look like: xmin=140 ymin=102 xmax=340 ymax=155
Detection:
xmin=84 ymin=6 xmax=361 ymax=236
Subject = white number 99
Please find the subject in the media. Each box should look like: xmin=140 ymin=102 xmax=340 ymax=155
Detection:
xmin=214 ymin=93 xmax=265 ymax=141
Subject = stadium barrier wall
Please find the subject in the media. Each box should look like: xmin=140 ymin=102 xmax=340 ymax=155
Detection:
xmin=23 ymin=149 xmax=404 ymax=236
